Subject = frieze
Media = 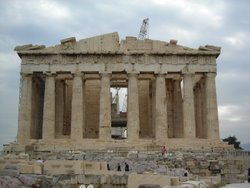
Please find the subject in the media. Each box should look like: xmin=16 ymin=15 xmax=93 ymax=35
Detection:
xmin=198 ymin=56 xmax=211 ymax=65
xmin=186 ymin=55 xmax=198 ymax=65
xmin=22 ymin=55 xmax=48 ymax=65
xmin=20 ymin=54 xmax=217 ymax=67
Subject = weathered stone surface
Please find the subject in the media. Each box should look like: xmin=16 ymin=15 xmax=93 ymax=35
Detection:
xmin=11 ymin=32 xmax=225 ymax=152
xmin=127 ymin=174 xmax=171 ymax=188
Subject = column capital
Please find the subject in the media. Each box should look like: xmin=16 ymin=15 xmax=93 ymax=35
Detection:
xmin=20 ymin=72 xmax=33 ymax=77
xmin=72 ymin=72 xmax=84 ymax=77
xmin=156 ymin=73 xmax=166 ymax=78
xmin=206 ymin=72 xmax=217 ymax=77
xmin=128 ymin=72 xmax=139 ymax=78
xmin=173 ymin=76 xmax=182 ymax=81
xmin=100 ymin=72 xmax=111 ymax=78
xmin=182 ymin=72 xmax=195 ymax=76
xmin=44 ymin=72 xmax=55 ymax=76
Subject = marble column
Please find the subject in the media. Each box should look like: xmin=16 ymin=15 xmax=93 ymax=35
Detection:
xmin=200 ymin=79 xmax=207 ymax=138
xmin=55 ymin=80 xmax=65 ymax=137
xmin=183 ymin=73 xmax=196 ymax=138
xmin=17 ymin=73 xmax=33 ymax=143
xmin=42 ymin=73 xmax=55 ymax=140
xmin=155 ymin=74 xmax=168 ymax=141
xmin=194 ymin=83 xmax=203 ymax=138
xmin=173 ymin=78 xmax=183 ymax=138
xmin=99 ymin=73 xmax=111 ymax=140
xmin=205 ymin=72 xmax=220 ymax=139
xmin=127 ymin=73 xmax=140 ymax=140
xmin=71 ymin=73 xmax=84 ymax=140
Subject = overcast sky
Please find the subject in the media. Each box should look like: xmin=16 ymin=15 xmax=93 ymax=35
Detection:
xmin=0 ymin=0 xmax=249 ymax=149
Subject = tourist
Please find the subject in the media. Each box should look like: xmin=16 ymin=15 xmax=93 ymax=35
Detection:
xmin=161 ymin=146 xmax=167 ymax=156
xmin=125 ymin=162 xmax=129 ymax=171
xmin=36 ymin=158 xmax=43 ymax=164
xmin=107 ymin=163 xmax=110 ymax=171
xmin=117 ymin=164 xmax=121 ymax=171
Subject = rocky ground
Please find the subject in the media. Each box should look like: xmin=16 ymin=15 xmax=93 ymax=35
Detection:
xmin=0 ymin=149 xmax=249 ymax=187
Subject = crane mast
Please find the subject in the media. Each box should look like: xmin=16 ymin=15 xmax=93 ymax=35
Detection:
xmin=138 ymin=18 xmax=149 ymax=40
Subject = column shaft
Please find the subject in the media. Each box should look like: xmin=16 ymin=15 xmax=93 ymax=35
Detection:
xmin=55 ymin=80 xmax=65 ymax=137
xmin=205 ymin=73 xmax=220 ymax=139
xmin=71 ymin=73 xmax=84 ymax=139
xmin=17 ymin=74 xmax=33 ymax=143
xmin=99 ymin=73 xmax=111 ymax=140
xmin=194 ymin=83 xmax=203 ymax=138
xmin=173 ymin=79 xmax=183 ymax=138
xmin=42 ymin=74 xmax=55 ymax=140
xmin=183 ymin=73 xmax=196 ymax=138
xmin=155 ymin=74 xmax=168 ymax=141
xmin=200 ymin=79 xmax=207 ymax=138
xmin=127 ymin=73 xmax=140 ymax=140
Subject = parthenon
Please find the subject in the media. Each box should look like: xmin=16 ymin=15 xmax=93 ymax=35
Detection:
xmin=13 ymin=32 xmax=224 ymax=151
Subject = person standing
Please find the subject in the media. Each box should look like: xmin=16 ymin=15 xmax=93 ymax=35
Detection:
xmin=125 ymin=162 xmax=129 ymax=171
xmin=117 ymin=163 xmax=121 ymax=171
xmin=161 ymin=146 xmax=167 ymax=156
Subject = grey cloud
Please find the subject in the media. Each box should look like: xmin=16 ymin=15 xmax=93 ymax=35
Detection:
xmin=0 ymin=0 xmax=249 ymax=148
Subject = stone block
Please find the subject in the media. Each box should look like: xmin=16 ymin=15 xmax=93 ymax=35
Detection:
xmin=179 ymin=176 xmax=189 ymax=182
xmin=83 ymin=161 xmax=101 ymax=170
xmin=190 ymin=168 xmax=199 ymax=174
xmin=100 ymin=162 xmax=107 ymax=170
xmin=199 ymin=169 xmax=210 ymax=176
xmin=70 ymin=176 xmax=77 ymax=184
xmin=0 ymin=169 xmax=19 ymax=176
xmin=186 ymin=160 xmax=196 ymax=167
xmin=77 ymin=174 xmax=85 ymax=184
xmin=112 ymin=175 xmax=121 ymax=185
xmin=84 ymin=174 xmax=101 ymax=184
xmin=170 ymin=177 xmax=179 ymax=186
xmin=19 ymin=164 xmax=33 ymax=174
xmin=0 ymin=160 xmax=7 ymax=170
xmin=127 ymin=173 xmax=171 ymax=188
xmin=120 ymin=175 xmax=127 ymax=184
xmin=138 ymin=153 xmax=149 ymax=159
xmin=230 ymin=168 xmax=241 ymax=174
xmin=236 ymin=174 xmax=245 ymax=180
xmin=100 ymin=175 xmax=108 ymax=184
xmin=33 ymin=164 xmax=42 ymax=174
xmin=138 ymin=184 xmax=161 ymax=188
xmin=199 ymin=161 xmax=209 ymax=168
xmin=45 ymin=160 xmax=84 ymax=175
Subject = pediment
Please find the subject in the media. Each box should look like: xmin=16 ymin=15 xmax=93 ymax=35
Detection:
xmin=15 ymin=32 xmax=220 ymax=57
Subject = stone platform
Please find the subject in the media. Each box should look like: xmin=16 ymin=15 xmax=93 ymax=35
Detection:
xmin=4 ymin=138 xmax=232 ymax=153
xmin=1 ymin=147 xmax=249 ymax=186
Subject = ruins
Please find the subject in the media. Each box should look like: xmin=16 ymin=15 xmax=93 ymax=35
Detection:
xmin=13 ymin=32 xmax=226 ymax=152
xmin=1 ymin=32 xmax=249 ymax=187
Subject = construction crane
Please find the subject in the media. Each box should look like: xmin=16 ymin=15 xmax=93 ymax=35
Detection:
xmin=138 ymin=18 xmax=149 ymax=40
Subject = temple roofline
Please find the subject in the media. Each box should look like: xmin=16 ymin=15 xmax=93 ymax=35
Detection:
xmin=14 ymin=32 xmax=221 ymax=58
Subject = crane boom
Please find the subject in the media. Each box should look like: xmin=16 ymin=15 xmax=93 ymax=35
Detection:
xmin=138 ymin=18 xmax=149 ymax=40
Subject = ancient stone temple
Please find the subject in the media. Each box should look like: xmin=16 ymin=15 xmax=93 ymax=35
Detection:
xmin=13 ymin=32 xmax=224 ymax=151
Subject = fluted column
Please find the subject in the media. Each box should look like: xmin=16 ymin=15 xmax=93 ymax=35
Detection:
xmin=42 ymin=73 xmax=55 ymax=140
xmin=155 ymin=74 xmax=168 ymax=141
xmin=99 ymin=73 xmax=111 ymax=140
xmin=194 ymin=83 xmax=203 ymax=138
xmin=205 ymin=72 xmax=220 ymax=139
xmin=17 ymin=73 xmax=33 ymax=143
xmin=127 ymin=73 xmax=139 ymax=140
xmin=173 ymin=78 xmax=183 ymax=138
xmin=71 ymin=72 xmax=84 ymax=140
xmin=200 ymin=79 xmax=207 ymax=138
xmin=183 ymin=73 xmax=196 ymax=138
